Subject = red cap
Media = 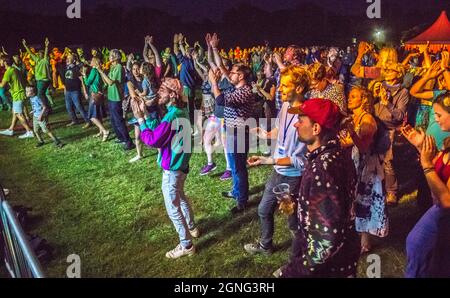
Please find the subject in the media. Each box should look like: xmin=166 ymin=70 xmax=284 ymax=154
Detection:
xmin=288 ymin=98 xmax=340 ymax=129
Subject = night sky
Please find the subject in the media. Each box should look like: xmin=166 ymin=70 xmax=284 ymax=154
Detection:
xmin=2 ymin=0 xmax=448 ymax=21
xmin=0 ymin=0 xmax=449 ymax=50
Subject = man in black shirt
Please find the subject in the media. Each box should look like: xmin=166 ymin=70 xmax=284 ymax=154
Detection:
xmin=62 ymin=53 xmax=90 ymax=127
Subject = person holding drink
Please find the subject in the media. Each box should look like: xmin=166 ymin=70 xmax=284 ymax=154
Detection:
xmin=244 ymin=65 xmax=308 ymax=256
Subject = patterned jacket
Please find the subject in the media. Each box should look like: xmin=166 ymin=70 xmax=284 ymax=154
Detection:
xmin=282 ymin=139 xmax=360 ymax=277
xmin=216 ymin=84 xmax=257 ymax=128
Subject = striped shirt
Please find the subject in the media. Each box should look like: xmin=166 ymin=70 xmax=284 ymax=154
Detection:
xmin=216 ymin=84 xmax=257 ymax=128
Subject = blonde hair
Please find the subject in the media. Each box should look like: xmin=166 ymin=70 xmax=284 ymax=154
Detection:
xmin=281 ymin=65 xmax=310 ymax=93
xmin=376 ymin=47 xmax=398 ymax=68
xmin=351 ymin=85 xmax=374 ymax=114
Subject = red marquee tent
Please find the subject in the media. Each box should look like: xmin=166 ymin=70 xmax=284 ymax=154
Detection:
xmin=405 ymin=10 xmax=450 ymax=52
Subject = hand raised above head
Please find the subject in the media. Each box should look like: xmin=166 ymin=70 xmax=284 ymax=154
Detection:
xmin=426 ymin=60 xmax=445 ymax=79
xmin=440 ymin=51 xmax=449 ymax=70
xmin=210 ymin=33 xmax=219 ymax=48
xmin=205 ymin=33 xmax=212 ymax=47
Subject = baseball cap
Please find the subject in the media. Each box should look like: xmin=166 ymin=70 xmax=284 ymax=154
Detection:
xmin=288 ymin=98 xmax=341 ymax=129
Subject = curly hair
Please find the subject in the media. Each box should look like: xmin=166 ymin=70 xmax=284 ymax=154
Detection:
xmin=307 ymin=62 xmax=327 ymax=82
xmin=350 ymin=85 xmax=374 ymax=114
xmin=281 ymin=65 xmax=310 ymax=93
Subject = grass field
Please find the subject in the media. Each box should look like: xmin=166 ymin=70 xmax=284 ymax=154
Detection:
xmin=0 ymin=92 xmax=422 ymax=278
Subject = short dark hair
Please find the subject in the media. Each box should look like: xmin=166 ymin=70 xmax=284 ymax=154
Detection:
xmin=310 ymin=119 xmax=338 ymax=144
xmin=233 ymin=63 xmax=252 ymax=81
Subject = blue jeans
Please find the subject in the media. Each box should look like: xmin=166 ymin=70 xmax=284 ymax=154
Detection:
xmin=226 ymin=127 xmax=250 ymax=205
xmin=162 ymin=170 xmax=195 ymax=248
xmin=65 ymin=90 xmax=89 ymax=123
xmin=405 ymin=205 xmax=441 ymax=278
xmin=108 ymin=100 xmax=132 ymax=145
xmin=258 ymin=170 xmax=300 ymax=248
xmin=227 ymin=152 xmax=249 ymax=206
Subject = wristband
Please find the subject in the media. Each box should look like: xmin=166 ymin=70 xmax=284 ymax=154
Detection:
xmin=423 ymin=167 xmax=435 ymax=175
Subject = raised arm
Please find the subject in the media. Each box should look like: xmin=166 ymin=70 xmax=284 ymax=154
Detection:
xmin=272 ymin=52 xmax=287 ymax=72
xmin=351 ymin=42 xmax=369 ymax=78
xmin=205 ymin=33 xmax=218 ymax=71
xmin=178 ymin=33 xmax=187 ymax=57
xmin=44 ymin=38 xmax=49 ymax=59
xmin=441 ymin=51 xmax=450 ymax=90
xmin=208 ymin=68 xmax=222 ymax=98
xmin=173 ymin=34 xmax=180 ymax=56
xmin=22 ymin=39 xmax=37 ymax=61
xmin=126 ymin=53 xmax=134 ymax=72
xmin=143 ymin=36 xmax=150 ymax=63
xmin=410 ymin=61 xmax=444 ymax=100
xmin=402 ymin=51 xmax=420 ymax=66
xmin=423 ymin=42 xmax=432 ymax=68
xmin=193 ymin=58 xmax=205 ymax=80
xmin=147 ymin=36 xmax=162 ymax=68
xmin=210 ymin=33 xmax=230 ymax=79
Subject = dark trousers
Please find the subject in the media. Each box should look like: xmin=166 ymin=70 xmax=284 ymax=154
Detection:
xmin=384 ymin=129 xmax=398 ymax=195
xmin=108 ymin=100 xmax=132 ymax=145
xmin=258 ymin=170 xmax=300 ymax=248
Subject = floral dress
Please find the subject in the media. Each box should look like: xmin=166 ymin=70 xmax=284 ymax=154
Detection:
xmin=352 ymin=113 xmax=389 ymax=238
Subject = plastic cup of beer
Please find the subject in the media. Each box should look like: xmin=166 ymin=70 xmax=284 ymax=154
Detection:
xmin=272 ymin=183 xmax=295 ymax=216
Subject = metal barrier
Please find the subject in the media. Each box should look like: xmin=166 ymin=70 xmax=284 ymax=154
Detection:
xmin=0 ymin=186 xmax=45 ymax=278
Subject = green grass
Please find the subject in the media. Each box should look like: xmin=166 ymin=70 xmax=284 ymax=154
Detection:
xmin=0 ymin=92 xmax=421 ymax=277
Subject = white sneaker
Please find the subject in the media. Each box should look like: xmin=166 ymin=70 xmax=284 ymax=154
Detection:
xmin=129 ymin=155 xmax=143 ymax=163
xmin=165 ymin=244 xmax=195 ymax=259
xmin=0 ymin=129 xmax=14 ymax=136
xmin=189 ymin=227 xmax=200 ymax=238
xmin=2 ymin=188 xmax=10 ymax=196
xmin=18 ymin=131 xmax=34 ymax=139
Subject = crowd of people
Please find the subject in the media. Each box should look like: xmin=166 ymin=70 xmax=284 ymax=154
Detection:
xmin=0 ymin=32 xmax=449 ymax=278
